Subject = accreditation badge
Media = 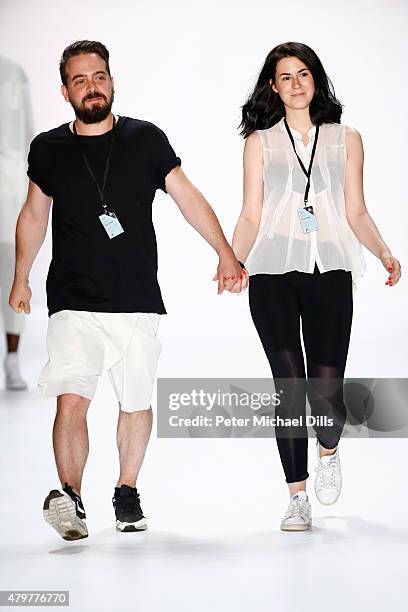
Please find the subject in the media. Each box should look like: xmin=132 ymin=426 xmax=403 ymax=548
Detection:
xmin=298 ymin=205 xmax=319 ymax=233
xmin=99 ymin=210 xmax=124 ymax=239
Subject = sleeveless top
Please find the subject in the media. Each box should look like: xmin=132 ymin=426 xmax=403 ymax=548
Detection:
xmin=245 ymin=117 xmax=366 ymax=290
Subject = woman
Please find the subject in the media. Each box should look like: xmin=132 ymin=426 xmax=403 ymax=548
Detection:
xmin=229 ymin=42 xmax=401 ymax=531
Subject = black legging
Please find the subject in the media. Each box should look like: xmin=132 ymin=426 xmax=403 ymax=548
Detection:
xmin=249 ymin=264 xmax=353 ymax=483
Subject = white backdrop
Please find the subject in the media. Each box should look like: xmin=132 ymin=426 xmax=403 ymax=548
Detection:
xmin=1 ymin=3 xmax=407 ymax=611
xmin=1 ymin=0 xmax=406 ymax=311
xmin=0 ymin=0 xmax=406 ymax=376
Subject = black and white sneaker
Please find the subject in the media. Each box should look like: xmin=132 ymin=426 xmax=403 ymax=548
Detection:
xmin=112 ymin=484 xmax=147 ymax=532
xmin=43 ymin=482 xmax=88 ymax=541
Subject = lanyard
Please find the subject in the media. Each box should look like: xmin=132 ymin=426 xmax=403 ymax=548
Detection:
xmin=283 ymin=117 xmax=319 ymax=207
xmin=73 ymin=115 xmax=116 ymax=214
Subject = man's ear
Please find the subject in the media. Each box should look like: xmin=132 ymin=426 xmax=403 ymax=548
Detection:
xmin=61 ymin=84 xmax=69 ymax=102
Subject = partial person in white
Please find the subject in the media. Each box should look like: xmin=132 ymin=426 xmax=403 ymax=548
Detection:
xmin=0 ymin=55 xmax=33 ymax=391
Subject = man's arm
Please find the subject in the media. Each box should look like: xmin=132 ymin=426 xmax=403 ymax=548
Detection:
xmin=164 ymin=166 xmax=243 ymax=294
xmin=9 ymin=180 xmax=52 ymax=314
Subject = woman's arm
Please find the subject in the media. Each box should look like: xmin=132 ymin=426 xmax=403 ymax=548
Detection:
xmin=344 ymin=126 xmax=401 ymax=286
xmin=229 ymin=132 xmax=264 ymax=292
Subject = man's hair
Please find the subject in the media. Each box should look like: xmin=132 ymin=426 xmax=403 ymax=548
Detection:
xmin=59 ymin=40 xmax=111 ymax=86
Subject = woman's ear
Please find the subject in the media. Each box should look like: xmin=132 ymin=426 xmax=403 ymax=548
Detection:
xmin=269 ymin=79 xmax=277 ymax=94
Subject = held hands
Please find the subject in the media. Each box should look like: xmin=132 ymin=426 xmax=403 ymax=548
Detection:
xmin=9 ymin=279 xmax=32 ymax=314
xmin=212 ymin=253 xmax=249 ymax=294
xmin=227 ymin=263 xmax=249 ymax=293
xmin=380 ymin=251 xmax=401 ymax=287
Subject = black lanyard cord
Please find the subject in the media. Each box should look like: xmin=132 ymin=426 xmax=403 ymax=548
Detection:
xmin=73 ymin=114 xmax=117 ymax=212
xmin=283 ymin=117 xmax=319 ymax=206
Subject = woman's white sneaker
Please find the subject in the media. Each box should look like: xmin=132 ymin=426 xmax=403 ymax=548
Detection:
xmin=280 ymin=490 xmax=312 ymax=531
xmin=314 ymin=440 xmax=342 ymax=505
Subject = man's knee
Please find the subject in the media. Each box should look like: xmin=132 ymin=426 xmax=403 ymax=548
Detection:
xmin=57 ymin=393 xmax=91 ymax=414
xmin=118 ymin=402 xmax=152 ymax=414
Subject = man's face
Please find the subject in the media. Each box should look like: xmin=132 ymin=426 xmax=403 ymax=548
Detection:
xmin=61 ymin=53 xmax=115 ymax=124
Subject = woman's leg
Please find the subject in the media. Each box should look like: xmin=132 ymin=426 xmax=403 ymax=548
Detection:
xmin=249 ymin=273 xmax=309 ymax=492
xmin=300 ymin=268 xmax=353 ymax=451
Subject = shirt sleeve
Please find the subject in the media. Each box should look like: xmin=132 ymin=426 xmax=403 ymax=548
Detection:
xmin=151 ymin=125 xmax=181 ymax=193
xmin=27 ymin=135 xmax=53 ymax=196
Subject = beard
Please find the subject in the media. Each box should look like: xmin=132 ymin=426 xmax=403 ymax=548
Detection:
xmin=71 ymin=89 xmax=115 ymax=124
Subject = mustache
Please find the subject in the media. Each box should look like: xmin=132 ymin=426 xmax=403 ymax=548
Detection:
xmin=82 ymin=92 xmax=107 ymax=103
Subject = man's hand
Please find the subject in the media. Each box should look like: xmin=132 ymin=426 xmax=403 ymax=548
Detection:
xmin=212 ymin=252 xmax=247 ymax=294
xmin=9 ymin=279 xmax=32 ymax=314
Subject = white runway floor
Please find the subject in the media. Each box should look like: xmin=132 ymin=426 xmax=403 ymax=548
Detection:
xmin=0 ymin=295 xmax=407 ymax=612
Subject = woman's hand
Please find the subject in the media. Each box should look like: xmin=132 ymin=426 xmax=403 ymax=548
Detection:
xmin=212 ymin=262 xmax=249 ymax=294
xmin=212 ymin=252 xmax=245 ymax=294
xmin=380 ymin=251 xmax=401 ymax=286
xmin=229 ymin=266 xmax=249 ymax=293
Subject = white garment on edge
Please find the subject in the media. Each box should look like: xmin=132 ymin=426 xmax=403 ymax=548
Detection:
xmin=0 ymin=242 xmax=25 ymax=334
xmin=37 ymin=310 xmax=162 ymax=413
xmin=245 ymin=117 xmax=366 ymax=291
xmin=0 ymin=55 xmax=33 ymax=243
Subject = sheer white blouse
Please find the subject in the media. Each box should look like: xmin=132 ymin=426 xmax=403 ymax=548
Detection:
xmin=245 ymin=117 xmax=366 ymax=290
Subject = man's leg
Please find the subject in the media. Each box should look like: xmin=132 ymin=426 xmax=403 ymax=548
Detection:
xmin=116 ymin=405 xmax=153 ymax=488
xmin=109 ymin=312 xmax=160 ymax=531
xmin=1 ymin=244 xmax=23 ymax=350
xmin=6 ymin=333 xmax=20 ymax=352
xmin=1 ymin=243 xmax=27 ymax=390
xmin=53 ymin=393 xmax=91 ymax=495
xmin=43 ymin=393 xmax=90 ymax=541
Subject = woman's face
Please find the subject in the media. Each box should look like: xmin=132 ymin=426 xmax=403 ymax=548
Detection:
xmin=270 ymin=56 xmax=315 ymax=111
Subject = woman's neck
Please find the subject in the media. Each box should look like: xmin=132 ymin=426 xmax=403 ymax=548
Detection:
xmin=284 ymin=108 xmax=314 ymax=134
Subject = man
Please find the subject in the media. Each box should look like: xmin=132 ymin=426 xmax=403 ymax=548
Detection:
xmin=9 ymin=40 xmax=245 ymax=541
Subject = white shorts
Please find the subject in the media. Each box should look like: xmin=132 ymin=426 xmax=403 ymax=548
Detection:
xmin=37 ymin=310 xmax=162 ymax=412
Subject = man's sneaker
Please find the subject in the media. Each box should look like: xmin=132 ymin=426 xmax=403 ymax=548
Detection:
xmin=4 ymin=352 xmax=27 ymax=391
xmin=112 ymin=484 xmax=147 ymax=532
xmin=314 ymin=439 xmax=342 ymax=505
xmin=43 ymin=482 xmax=88 ymax=541
xmin=280 ymin=490 xmax=312 ymax=531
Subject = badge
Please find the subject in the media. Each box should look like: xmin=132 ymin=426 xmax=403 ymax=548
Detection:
xmin=99 ymin=211 xmax=124 ymax=239
xmin=298 ymin=206 xmax=319 ymax=233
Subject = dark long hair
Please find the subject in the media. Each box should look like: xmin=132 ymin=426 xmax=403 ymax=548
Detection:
xmin=239 ymin=42 xmax=344 ymax=138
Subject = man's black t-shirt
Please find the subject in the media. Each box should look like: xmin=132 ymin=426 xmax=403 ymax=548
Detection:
xmin=27 ymin=116 xmax=181 ymax=316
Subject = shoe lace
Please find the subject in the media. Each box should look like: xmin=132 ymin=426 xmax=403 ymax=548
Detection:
xmin=287 ymin=497 xmax=308 ymax=518
xmin=63 ymin=482 xmax=86 ymax=519
xmin=315 ymin=457 xmax=338 ymax=488
xmin=113 ymin=488 xmax=141 ymax=512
